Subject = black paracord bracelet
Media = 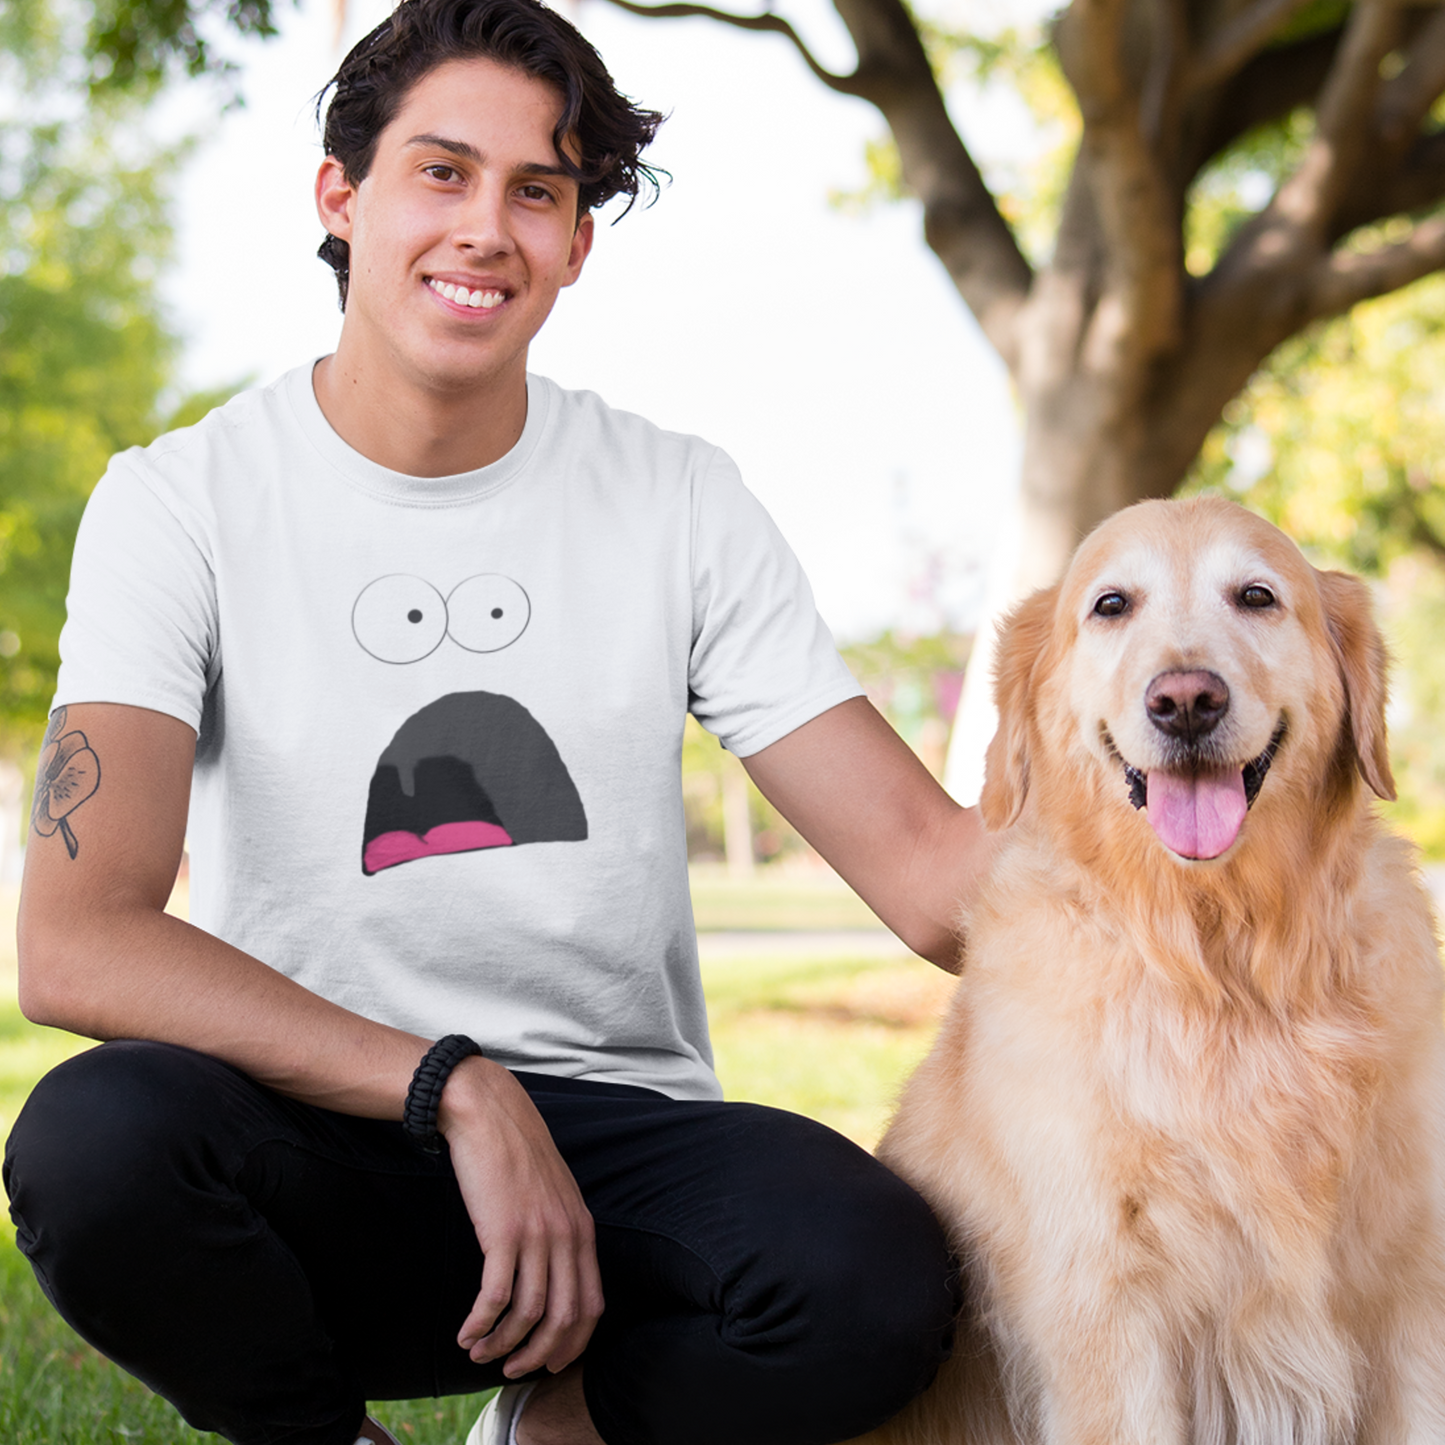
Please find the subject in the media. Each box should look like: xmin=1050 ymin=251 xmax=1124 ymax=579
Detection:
xmin=403 ymin=1034 xmax=483 ymax=1154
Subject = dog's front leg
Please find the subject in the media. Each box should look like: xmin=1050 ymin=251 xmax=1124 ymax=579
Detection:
xmin=843 ymin=1309 xmax=1022 ymax=1445
xmin=1024 ymin=1305 xmax=1188 ymax=1445
xmin=1356 ymin=1281 xmax=1445 ymax=1445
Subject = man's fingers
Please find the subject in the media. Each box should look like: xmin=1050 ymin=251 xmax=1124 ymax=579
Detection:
xmin=457 ymin=1243 xmax=519 ymax=1353
xmin=500 ymin=1237 xmax=599 ymax=1378
xmin=478 ymin=1250 xmax=550 ymax=1367
xmin=554 ymin=1240 xmax=605 ymax=1368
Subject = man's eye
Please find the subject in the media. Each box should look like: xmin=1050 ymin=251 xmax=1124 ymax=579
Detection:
xmin=519 ymin=184 xmax=553 ymax=202
xmin=424 ymin=165 xmax=459 ymax=183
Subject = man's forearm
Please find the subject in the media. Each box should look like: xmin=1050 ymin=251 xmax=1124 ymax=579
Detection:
xmin=741 ymin=696 xmax=994 ymax=971
xmin=18 ymin=893 xmax=433 ymax=1118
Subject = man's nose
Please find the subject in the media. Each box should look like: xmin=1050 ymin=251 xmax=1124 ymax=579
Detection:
xmin=453 ymin=183 xmax=515 ymax=255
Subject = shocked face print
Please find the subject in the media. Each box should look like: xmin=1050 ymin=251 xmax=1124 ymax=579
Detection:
xmin=352 ymin=573 xmax=587 ymax=875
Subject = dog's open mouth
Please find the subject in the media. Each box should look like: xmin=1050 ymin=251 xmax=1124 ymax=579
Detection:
xmin=1110 ymin=721 xmax=1286 ymax=860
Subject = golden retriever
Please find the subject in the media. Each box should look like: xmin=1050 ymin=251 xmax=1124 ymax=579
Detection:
xmin=863 ymin=498 xmax=1445 ymax=1445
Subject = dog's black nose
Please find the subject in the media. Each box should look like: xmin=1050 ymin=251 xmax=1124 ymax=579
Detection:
xmin=1146 ymin=670 xmax=1230 ymax=742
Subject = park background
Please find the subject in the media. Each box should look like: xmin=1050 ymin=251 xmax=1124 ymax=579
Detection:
xmin=8 ymin=0 xmax=1445 ymax=1437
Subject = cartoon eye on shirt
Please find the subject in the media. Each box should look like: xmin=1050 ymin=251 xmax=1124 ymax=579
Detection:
xmin=352 ymin=573 xmax=530 ymax=662
xmin=351 ymin=572 xmax=587 ymax=876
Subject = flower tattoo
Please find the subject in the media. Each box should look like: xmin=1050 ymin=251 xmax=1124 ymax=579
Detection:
xmin=31 ymin=707 xmax=101 ymax=860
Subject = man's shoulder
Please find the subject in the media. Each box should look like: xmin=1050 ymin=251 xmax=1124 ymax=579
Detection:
xmin=530 ymin=373 xmax=729 ymax=474
xmin=144 ymin=367 xmax=304 ymax=462
xmin=97 ymin=365 xmax=313 ymax=517
xmin=530 ymin=373 xmax=709 ymax=449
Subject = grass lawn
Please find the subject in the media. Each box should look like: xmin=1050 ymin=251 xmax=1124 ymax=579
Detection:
xmin=0 ymin=877 xmax=955 ymax=1442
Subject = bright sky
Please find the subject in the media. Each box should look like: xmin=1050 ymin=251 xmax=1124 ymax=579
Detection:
xmin=161 ymin=0 xmax=1026 ymax=642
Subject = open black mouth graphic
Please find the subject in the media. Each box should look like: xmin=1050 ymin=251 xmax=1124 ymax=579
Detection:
xmin=1108 ymin=719 xmax=1287 ymax=860
xmin=362 ymin=691 xmax=587 ymax=875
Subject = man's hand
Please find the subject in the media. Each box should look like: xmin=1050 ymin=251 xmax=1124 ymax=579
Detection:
xmin=442 ymin=1057 xmax=604 ymax=1377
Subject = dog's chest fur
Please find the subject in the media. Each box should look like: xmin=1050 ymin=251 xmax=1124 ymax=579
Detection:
xmin=880 ymin=828 xmax=1445 ymax=1442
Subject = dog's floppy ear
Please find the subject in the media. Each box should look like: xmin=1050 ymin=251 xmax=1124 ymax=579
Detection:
xmin=980 ymin=585 xmax=1060 ymax=830
xmin=1316 ymin=568 xmax=1395 ymax=801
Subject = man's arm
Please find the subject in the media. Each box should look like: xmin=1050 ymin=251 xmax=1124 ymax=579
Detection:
xmin=741 ymin=697 xmax=993 ymax=971
xmin=18 ymin=701 xmax=602 ymax=1378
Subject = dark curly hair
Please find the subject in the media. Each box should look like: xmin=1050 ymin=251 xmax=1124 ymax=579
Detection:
xmin=314 ymin=0 xmax=665 ymax=307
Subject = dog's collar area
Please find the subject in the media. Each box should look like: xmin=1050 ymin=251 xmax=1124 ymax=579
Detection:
xmin=1109 ymin=720 xmax=1287 ymax=813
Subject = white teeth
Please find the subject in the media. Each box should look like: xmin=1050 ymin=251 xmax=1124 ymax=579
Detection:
xmin=430 ymin=279 xmax=504 ymax=309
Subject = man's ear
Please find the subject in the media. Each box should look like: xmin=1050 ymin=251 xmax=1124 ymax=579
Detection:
xmin=315 ymin=155 xmax=357 ymax=243
xmin=563 ymin=211 xmax=594 ymax=287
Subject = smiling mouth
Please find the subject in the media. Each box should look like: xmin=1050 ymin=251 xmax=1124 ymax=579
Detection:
xmin=1107 ymin=719 xmax=1287 ymax=860
xmin=427 ymin=277 xmax=507 ymax=310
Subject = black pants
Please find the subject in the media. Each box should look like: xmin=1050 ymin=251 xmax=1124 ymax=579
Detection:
xmin=4 ymin=1041 xmax=956 ymax=1445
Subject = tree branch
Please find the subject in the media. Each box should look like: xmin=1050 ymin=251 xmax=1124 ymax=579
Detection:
xmin=1289 ymin=0 xmax=1403 ymax=226
xmin=602 ymin=0 xmax=1039 ymax=366
xmin=1375 ymin=3 xmax=1445 ymax=152
xmin=1186 ymin=0 xmax=1322 ymax=96
xmin=1140 ymin=0 xmax=1187 ymax=145
xmin=599 ymin=0 xmax=864 ymax=94
xmin=1332 ymin=131 xmax=1445 ymax=238
xmin=1309 ymin=212 xmax=1445 ymax=320
xmin=1057 ymin=0 xmax=1132 ymax=122
xmin=1056 ymin=0 xmax=1184 ymax=375
xmin=1176 ymin=30 xmax=1340 ymax=190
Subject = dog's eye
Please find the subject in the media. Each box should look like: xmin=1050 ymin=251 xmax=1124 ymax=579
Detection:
xmin=1239 ymin=585 xmax=1277 ymax=610
xmin=1094 ymin=592 xmax=1129 ymax=618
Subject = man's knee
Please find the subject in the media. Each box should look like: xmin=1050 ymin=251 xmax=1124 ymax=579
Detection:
xmin=716 ymin=1105 xmax=958 ymax=1419
xmin=5 ymin=1040 xmax=240 ymax=1250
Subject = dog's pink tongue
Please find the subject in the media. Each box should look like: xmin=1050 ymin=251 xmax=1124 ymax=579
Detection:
xmin=1145 ymin=770 xmax=1247 ymax=859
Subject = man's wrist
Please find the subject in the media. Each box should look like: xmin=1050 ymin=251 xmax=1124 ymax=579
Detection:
xmin=403 ymin=1034 xmax=483 ymax=1153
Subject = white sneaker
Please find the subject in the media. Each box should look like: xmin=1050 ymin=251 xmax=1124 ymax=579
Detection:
xmin=355 ymin=1417 xmax=404 ymax=1445
xmin=465 ymin=1383 xmax=537 ymax=1445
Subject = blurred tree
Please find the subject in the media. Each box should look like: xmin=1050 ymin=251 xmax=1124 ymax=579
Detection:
xmin=682 ymin=718 xmax=796 ymax=870
xmin=0 ymin=0 xmax=211 ymax=757
xmin=1194 ymin=271 xmax=1445 ymax=572
xmin=0 ymin=134 xmax=178 ymax=754
xmin=1190 ymin=271 xmax=1445 ymax=852
xmin=68 ymin=0 xmax=1445 ymax=586
xmin=599 ymin=0 xmax=1445 ymax=595
xmin=681 ymin=631 xmax=972 ymax=865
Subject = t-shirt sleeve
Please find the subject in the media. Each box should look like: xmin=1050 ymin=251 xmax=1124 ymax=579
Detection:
xmin=53 ymin=454 xmax=217 ymax=732
xmin=687 ymin=449 xmax=863 ymax=757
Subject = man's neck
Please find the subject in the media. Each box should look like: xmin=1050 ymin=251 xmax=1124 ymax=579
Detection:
xmin=311 ymin=351 xmax=528 ymax=478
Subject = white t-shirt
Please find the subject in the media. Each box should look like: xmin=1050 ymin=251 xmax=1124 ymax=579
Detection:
xmin=55 ymin=363 xmax=863 ymax=1100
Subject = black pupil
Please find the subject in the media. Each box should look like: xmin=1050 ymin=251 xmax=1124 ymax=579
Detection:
xmin=407 ymin=609 xmax=423 ymax=623
xmin=491 ymin=607 xmax=503 ymax=619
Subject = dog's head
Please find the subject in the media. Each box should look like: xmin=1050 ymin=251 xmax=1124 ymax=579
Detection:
xmin=981 ymin=498 xmax=1393 ymax=866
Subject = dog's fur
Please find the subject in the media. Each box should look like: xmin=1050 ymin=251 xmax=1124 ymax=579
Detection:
xmin=865 ymin=498 xmax=1445 ymax=1445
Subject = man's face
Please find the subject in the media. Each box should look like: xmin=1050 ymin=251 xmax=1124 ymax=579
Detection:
xmin=316 ymin=56 xmax=594 ymax=398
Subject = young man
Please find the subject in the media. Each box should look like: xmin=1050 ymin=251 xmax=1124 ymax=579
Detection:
xmin=3 ymin=2 xmax=991 ymax=1443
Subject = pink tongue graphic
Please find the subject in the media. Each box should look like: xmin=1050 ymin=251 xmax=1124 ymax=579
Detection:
xmin=1145 ymin=770 xmax=1247 ymax=859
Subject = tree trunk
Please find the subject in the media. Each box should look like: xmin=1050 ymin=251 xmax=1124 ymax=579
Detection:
xmin=601 ymin=0 xmax=1445 ymax=796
